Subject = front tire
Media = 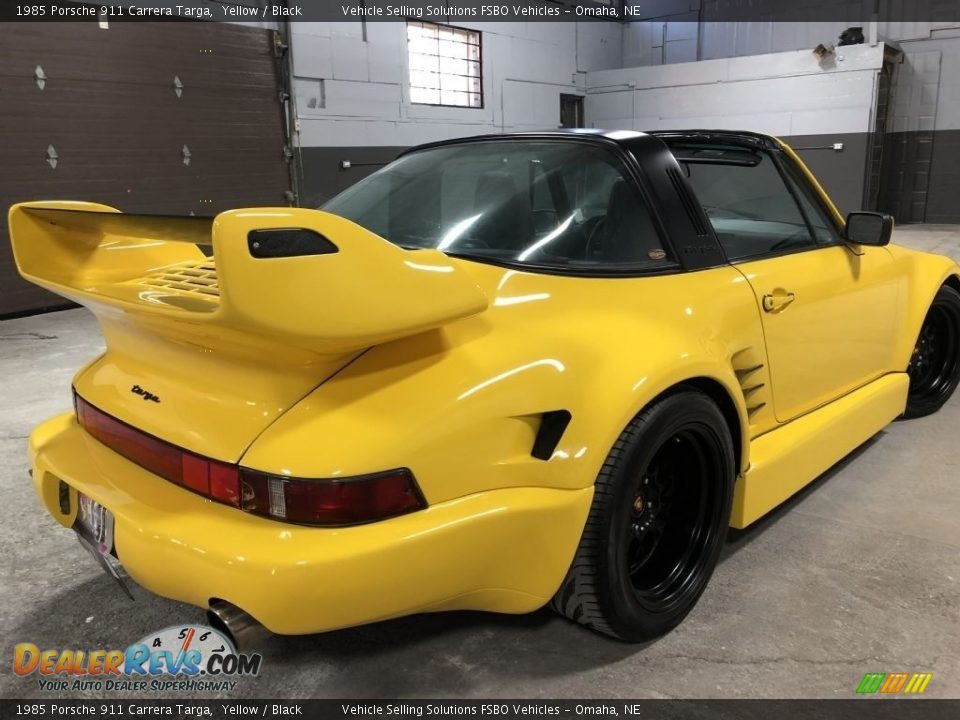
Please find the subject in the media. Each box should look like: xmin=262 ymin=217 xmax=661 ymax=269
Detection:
xmin=905 ymin=285 xmax=960 ymax=418
xmin=551 ymin=391 xmax=735 ymax=641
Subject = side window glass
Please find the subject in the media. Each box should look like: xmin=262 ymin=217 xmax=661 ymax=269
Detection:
xmin=780 ymin=160 xmax=843 ymax=246
xmin=675 ymin=146 xmax=816 ymax=261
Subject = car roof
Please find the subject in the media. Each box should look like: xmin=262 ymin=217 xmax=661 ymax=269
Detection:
xmin=404 ymin=129 xmax=779 ymax=157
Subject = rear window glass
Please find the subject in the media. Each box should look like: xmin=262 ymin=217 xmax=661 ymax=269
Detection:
xmin=323 ymin=141 xmax=674 ymax=273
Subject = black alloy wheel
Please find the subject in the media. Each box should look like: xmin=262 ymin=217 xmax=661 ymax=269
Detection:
xmin=552 ymin=391 xmax=734 ymax=641
xmin=627 ymin=428 xmax=724 ymax=615
xmin=905 ymin=285 xmax=960 ymax=418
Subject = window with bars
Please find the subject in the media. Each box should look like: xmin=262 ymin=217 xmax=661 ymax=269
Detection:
xmin=406 ymin=21 xmax=482 ymax=108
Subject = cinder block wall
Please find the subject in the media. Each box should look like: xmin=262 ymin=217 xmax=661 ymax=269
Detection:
xmin=289 ymin=12 xmax=960 ymax=223
xmin=584 ymin=44 xmax=885 ymax=215
xmin=291 ymin=21 xmax=623 ymax=206
xmin=618 ymin=2 xmax=960 ymax=222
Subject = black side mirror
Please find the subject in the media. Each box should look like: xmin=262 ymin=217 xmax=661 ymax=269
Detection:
xmin=845 ymin=211 xmax=893 ymax=246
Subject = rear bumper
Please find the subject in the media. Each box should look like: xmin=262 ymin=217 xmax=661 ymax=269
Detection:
xmin=29 ymin=413 xmax=591 ymax=635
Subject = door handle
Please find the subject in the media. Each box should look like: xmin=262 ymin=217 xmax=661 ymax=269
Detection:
xmin=762 ymin=290 xmax=796 ymax=313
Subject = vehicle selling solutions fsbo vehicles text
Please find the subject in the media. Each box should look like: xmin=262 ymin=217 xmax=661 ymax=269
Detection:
xmin=341 ymin=4 xmax=561 ymax=18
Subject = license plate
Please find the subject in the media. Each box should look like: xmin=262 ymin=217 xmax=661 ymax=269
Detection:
xmin=73 ymin=492 xmax=132 ymax=597
xmin=75 ymin=492 xmax=115 ymax=555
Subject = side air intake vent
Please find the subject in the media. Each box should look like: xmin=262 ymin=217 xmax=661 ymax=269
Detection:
xmin=731 ymin=347 xmax=773 ymax=425
xmin=532 ymin=410 xmax=572 ymax=461
xmin=667 ymin=167 xmax=709 ymax=237
xmin=248 ymin=228 xmax=339 ymax=258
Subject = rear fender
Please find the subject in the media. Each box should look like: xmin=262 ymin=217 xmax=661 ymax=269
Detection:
xmin=886 ymin=244 xmax=960 ymax=370
xmin=241 ymin=278 xmax=759 ymax=504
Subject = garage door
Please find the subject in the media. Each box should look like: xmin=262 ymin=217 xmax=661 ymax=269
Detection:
xmin=0 ymin=21 xmax=292 ymax=316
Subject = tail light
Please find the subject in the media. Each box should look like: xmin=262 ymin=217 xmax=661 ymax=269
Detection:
xmin=74 ymin=392 xmax=425 ymax=526
xmin=239 ymin=469 xmax=424 ymax=525
xmin=75 ymin=393 xmax=241 ymax=506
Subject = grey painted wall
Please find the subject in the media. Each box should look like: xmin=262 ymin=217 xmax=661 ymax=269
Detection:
xmin=927 ymin=129 xmax=960 ymax=223
xmin=291 ymin=21 xmax=623 ymax=207
xmin=290 ymin=22 xmax=623 ymax=150
xmin=297 ymin=42 xmax=878 ymax=219
xmin=891 ymin=36 xmax=960 ymax=223
xmin=301 ymin=146 xmax=404 ymax=208
xmin=879 ymin=130 xmax=960 ymax=224
xmin=290 ymin=22 xmax=960 ymax=224
xmin=617 ymin=15 xmax=960 ymax=222
xmin=621 ymin=1 xmax=960 ymax=64
xmin=786 ymin=134 xmax=871 ymax=216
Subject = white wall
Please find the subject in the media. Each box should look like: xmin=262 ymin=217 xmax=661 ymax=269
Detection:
xmin=622 ymin=14 xmax=960 ymax=69
xmin=894 ymin=34 xmax=960 ymax=131
xmin=292 ymin=21 xmax=623 ymax=148
xmin=287 ymin=19 xmax=960 ymax=147
xmin=584 ymin=43 xmax=885 ymax=137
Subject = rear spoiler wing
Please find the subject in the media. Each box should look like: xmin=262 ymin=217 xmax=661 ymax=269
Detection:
xmin=8 ymin=201 xmax=488 ymax=356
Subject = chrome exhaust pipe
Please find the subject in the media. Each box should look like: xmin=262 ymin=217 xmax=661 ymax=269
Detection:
xmin=207 ymin=600 xmax=272 ymax=650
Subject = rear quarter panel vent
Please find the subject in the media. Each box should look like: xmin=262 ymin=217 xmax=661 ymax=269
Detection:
xmin=532 ymin=410 xmax=572 ymax=461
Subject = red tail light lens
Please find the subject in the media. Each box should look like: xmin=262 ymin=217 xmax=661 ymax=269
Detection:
xmin=76 ymin=394 xmax=241 ymax=508
xmin=74 ymin=392 xmax=425 ymax=525
xmin=239 ymin=469 xmax=425 ymax=525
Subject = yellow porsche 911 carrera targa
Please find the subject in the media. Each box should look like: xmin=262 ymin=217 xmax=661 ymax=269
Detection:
xmin=11 ymin=130 xmax=960 ymax=645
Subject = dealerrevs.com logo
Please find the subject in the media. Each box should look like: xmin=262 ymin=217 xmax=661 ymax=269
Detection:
xmin=13 ymin=624 xmax=263 ymax=693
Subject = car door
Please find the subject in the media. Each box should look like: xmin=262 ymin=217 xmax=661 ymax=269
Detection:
xmin=679 ymin=144 xmax=901 ymax=424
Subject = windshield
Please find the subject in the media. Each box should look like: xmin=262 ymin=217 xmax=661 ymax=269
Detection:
xmin=322 ymin=141 xmax=674 ymax=272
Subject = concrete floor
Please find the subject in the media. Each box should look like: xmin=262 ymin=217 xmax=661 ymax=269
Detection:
xmin=2 ymin=225 xmax=960 ymax=700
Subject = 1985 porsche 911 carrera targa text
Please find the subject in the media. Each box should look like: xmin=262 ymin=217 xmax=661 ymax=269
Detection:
xmin=10 ymin=130 xmax=960 ymax=645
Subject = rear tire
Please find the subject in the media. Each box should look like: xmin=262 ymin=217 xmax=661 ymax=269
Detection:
xmin=551 ymin=391 xmax=735 ymax=641
xmin=904 ymin=285 xmax=960 ymax=419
